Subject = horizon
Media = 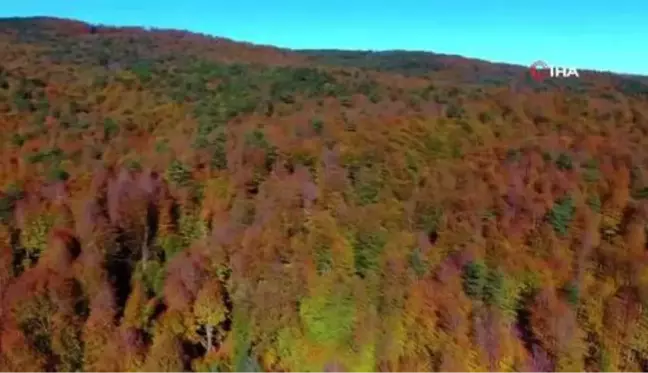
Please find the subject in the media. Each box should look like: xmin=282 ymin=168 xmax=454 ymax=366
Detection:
xmin=2 ymin=1 xmax=647 ymax=76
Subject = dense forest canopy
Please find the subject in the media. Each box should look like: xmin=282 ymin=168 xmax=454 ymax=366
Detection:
xmin=1 ymin=16 xmax=648 ymax=372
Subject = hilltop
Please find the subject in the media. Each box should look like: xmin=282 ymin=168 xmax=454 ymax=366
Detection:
xmin=1 ymin=16 xmax=648 ymax=372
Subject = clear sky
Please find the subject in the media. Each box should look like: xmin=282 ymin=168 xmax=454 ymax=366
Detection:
xmin=3 ymin=1 xmax=647 ymax=75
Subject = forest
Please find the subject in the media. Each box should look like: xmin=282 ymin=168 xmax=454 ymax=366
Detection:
xmin=1 ymin=16 xmax=648 ymax=372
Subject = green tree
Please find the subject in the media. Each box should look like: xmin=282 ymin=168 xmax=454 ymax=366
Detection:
xmin=548 ymin=195 xmax=575 ymax=236
xmin=462 ymin=260 xmax=487 ymax=300
xmin=299 ymin=290 xmax=356 ymax=347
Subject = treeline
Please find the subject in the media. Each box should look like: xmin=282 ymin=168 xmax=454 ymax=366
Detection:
xmin=1 ymin=17 xmax=648 ymax=372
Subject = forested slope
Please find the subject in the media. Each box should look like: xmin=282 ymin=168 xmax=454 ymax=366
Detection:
xmin=1 ymin=16 xmax=648 ymax=372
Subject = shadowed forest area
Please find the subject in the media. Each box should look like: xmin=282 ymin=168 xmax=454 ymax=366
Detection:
xmin=2 ymin=16 xmax=648 ymax=372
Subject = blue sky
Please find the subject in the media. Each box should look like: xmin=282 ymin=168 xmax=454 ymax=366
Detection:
xmin=3 ymin=1 xmax=647 ymax=75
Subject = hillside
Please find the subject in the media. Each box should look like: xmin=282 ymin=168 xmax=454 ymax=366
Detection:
xmin=1 ymin=16 xmax=648 ymax=372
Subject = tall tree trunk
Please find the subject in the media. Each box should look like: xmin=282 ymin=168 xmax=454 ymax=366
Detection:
xmin=206 ymin=324 xmax=213 ymax=353
xmin=142 ymin=225 xmax=149 ymax=270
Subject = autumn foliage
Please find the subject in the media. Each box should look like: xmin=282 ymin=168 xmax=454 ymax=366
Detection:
xmin=1 ymin=16 xmax=648 ymax=372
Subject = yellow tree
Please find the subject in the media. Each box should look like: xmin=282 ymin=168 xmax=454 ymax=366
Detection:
xmin=82 ymin=283 xmax=122 ymax=372
xmin=192 ymin=278 xmax=228 ymax=353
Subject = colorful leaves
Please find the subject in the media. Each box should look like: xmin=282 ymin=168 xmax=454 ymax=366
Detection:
xmin=1 ymin=16 xmax=648 ymax=372
xmin=193 ymin=279 xmax=227 ymax=332
xmin=19 ymin=213 xmax=54 ymax=267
